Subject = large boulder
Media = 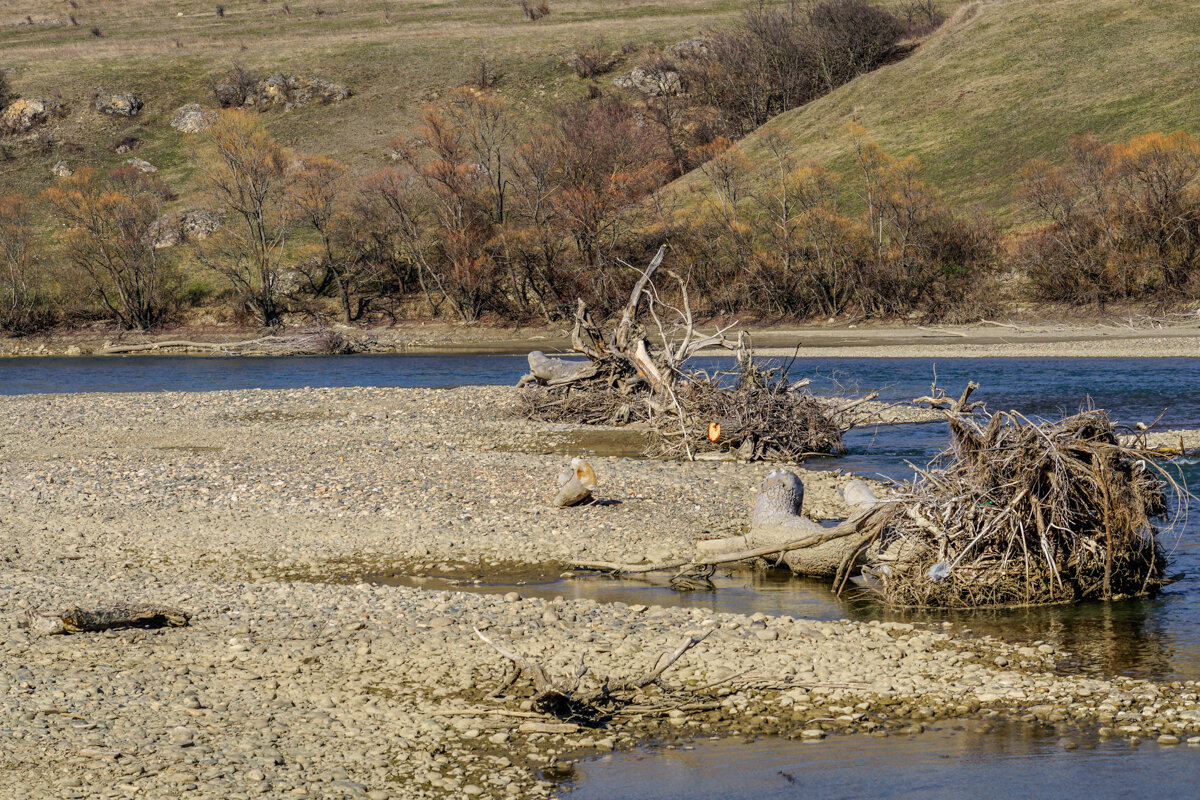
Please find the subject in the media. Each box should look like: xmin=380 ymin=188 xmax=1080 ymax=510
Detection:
xmin=94 ymin=90 xmax=143 ymax=116
xmin=170 ymin=104 xmax=214 ymax=133
xmin=150 ymin=210 xmax=223 ymax=249
xmin=1 ymin=97 xmax=62 ymax=132
xmin=613 ymin=66 xmax=682 ymax=96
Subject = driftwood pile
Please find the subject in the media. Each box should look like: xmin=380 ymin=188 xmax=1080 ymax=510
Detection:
xmin=571 ymin=384 xmax=1180 ymax=610
xmin=862 ymin=388 xmax=1173 ymax=608
xmin=519 ymin=247 xmax=844 ymax=462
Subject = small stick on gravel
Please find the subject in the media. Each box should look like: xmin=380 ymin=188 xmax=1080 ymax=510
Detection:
xmin=474 ymin=626 xmax=716 ymax=721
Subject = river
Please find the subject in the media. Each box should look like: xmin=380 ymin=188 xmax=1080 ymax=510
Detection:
xmin=4 ymin=352 xmax=1199 ymax=795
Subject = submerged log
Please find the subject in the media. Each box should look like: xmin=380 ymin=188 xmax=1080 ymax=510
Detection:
xmin=22 ymin=604 xmax=190 ymax=636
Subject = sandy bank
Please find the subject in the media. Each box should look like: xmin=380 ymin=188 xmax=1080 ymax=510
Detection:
xmin=4 ymin=318 xmax=1200 ymax=359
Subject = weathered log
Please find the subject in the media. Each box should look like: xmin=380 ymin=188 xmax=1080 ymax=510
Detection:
xmin=575 ymin=505 xmax=894 ymax=576
xmin=524 ymin=351 xmax=598 ymax=387
xmin=554 ymin=477 xmax=592 ymax=508
xmin=696 ymin=470 xmax=868 ymax=577
xmin=22 ymin=604 xmax=190 ymax=636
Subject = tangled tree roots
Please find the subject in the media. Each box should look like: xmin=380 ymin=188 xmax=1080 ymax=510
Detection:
xmin=646 ymin=364 xmax=844 ymax=460
xmin=518 ymin=246 xmax=846 ymax=462
xmin=864 ymin=389 xmax=1176 ymax=608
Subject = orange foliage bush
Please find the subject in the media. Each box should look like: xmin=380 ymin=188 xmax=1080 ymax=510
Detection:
xmin=1015 ymin=131 xmax=1200 ymax=303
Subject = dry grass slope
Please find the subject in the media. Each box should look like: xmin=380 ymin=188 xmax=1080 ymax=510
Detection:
xmin=667 ymin=0 xmax=1200 ymax=227
xmin=0 ymin=0 xmax=746 ymax=193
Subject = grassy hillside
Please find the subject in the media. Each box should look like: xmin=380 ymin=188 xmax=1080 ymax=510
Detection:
xmin=0 ymin=0 xmax=746 ymax=194
xmin=668 ymin=0 xmax=1200 ymax=227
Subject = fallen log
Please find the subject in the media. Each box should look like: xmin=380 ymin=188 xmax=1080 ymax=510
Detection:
xmin=98 ymin=330 xmax=354 ymax=357
xmin=21 ymin=604 xmax=190 ymax=636
xmin=572 ymin=504 xmax=895 ymax=577
xmin=99 ymin=337 xmax=279 ymax=354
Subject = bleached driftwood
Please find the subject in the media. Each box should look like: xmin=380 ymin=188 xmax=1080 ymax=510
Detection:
xmin=554 ymin=458 xmax=597 ymax=508
xmin=519 ymin=351 xmax=599 ymax=388
xmin=694 ymin=470 xmax=880 ymax=577
xmin=574 ymin=503 xmax=895 ymax=577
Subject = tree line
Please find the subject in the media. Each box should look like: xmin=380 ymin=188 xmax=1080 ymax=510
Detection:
xmin=3 ymin=3 xmax=1200 ymax=334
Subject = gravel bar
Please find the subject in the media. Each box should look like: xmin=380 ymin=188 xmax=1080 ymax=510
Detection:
xmin=4 ymin=386 xmax=1200 ymax=799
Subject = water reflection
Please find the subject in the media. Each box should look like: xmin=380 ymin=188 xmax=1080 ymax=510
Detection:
xmin=563 ymin=719 xmax=1200 ymax=800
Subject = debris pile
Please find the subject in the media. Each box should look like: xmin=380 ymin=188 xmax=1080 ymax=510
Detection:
xmin=519 ymin=247 xmax=845 ymax=462
xmin=863 ymin=392 xmax=1172 ymax=608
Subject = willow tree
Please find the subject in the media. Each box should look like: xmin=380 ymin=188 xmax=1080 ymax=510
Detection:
xmin=200 ymin=110 xmax=294 ymax=326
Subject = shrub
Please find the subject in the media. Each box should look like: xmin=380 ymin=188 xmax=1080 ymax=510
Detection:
xmin=900 ymin=0 xmax=946 ymax=37
xmin=520 ymin=0 xmax=550 ymax=21
xmin=44 ymin=168 xmax=178 ymax=330
xmin=0 ymin=70 xmax=15 ymax=108
xmin=569 ymin=44 xmax=615 ymax=79
xmin=1015 ymin=131 xmax=1200 ymax=304
xmin=681 ymin=130 xmax=996 ymax=321
xmin=198 ymin=110 xmax=294 ymax=325
xmin=214 ymin=63 xmax=260 ymax=108
xmin=0 ymin=193 xmax=48 ymax=334
xmin=808 ymin=0 xmax=907 ymax=92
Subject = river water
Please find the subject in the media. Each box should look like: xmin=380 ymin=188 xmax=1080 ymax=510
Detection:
xmin=4 ymin=353 xmax=1200 ymax=794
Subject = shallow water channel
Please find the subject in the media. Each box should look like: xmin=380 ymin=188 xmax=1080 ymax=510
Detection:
xmin=563 ymin=718 xmax=1200 ymax=799
xmin=7 ymin=353 xmax=1200 ymax=793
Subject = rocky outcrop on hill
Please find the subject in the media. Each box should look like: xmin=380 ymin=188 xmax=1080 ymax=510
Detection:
xmin=215 ymin=74 xmax=352 ymax=112
xmin=149 ymin=210 xmax=223 ymax=249
xmin=613 ymin=65 xmax=682 ymax=96
xmin=170 ymin=103 xmax=215 ymax=133
xmin=93 ymin=89 xmax=143 ymax=116
xmin=1 ymin=96 xmax=63 ymax=133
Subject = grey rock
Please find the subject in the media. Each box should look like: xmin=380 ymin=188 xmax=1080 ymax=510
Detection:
xmin=124 ymin=157 xmax=157 ymax=174
xmin=2 ymin=97 xmax=63 ymax=132
xmin=613 ymin=66 xmax=682 ymax=96
xmin=94 ymin=90 xmax=143 ymax=116
xmin=170 ymin=104 xmax=214 ymax=133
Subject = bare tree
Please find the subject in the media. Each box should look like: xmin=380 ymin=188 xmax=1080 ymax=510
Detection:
xmin=44 ymin=167 xmax=175 ymax=330
xmin=200 ymin=110 xmax=294 ymax=325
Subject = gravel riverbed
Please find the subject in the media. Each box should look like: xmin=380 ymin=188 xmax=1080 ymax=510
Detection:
xmin=3 ymin=386 xmax=1200 ymax=799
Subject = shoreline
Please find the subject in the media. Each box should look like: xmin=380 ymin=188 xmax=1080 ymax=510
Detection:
xmin=3 ymin=386 xmax=1200 ymax=798
xmin=3 ymin=318 xmax=1200 ymax=359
